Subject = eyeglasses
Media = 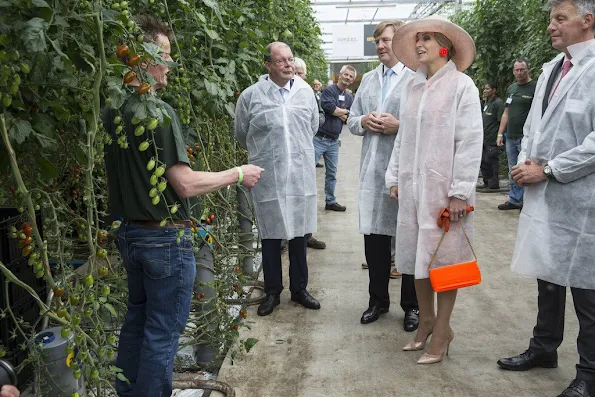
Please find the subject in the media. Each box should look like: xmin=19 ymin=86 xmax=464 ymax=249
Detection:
xmin=269 ymin=57 xmax=295 ymax=66
xmin=513 ymin=68 xmax=527 ymax=72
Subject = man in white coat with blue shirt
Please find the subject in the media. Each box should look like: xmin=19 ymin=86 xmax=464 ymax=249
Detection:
xmin=497 ymin=1 xmax=595 ymax=396
xmin=235 ymin=42 xmax=321 ymax=317
xmin=347 ymin=20 xmax=419 ymax=332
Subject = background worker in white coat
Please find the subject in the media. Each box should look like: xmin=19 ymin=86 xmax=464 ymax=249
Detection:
xmin=497 ymin=1 xmax=595 ymax=396
xmin=235 ymin=42 xmax=321 ymax=316
xmin=347 ymin=20 xmax=419 ymax=332
xmin=386 ymin=16 xmax=483 ymax=365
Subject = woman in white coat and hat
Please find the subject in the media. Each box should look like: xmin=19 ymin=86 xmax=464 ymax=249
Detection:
xmin=385 ymin=17 xmax=483 ymax=364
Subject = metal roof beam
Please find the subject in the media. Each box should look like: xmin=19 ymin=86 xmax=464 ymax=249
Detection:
xmin=318 ymin=17 xmax=417 ymax=23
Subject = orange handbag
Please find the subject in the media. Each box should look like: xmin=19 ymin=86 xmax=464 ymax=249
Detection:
xmin=428 ymin=207 xmax=481 ymax=293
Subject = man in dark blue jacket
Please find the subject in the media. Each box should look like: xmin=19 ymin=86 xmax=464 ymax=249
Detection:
xmin=314 ymin=65 xmax=355 ymax=211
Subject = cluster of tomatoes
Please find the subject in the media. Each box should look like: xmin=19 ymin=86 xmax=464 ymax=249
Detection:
xmin=0 ymin=43 xmax=28 ymax=110
xmin=185 ymin=144 xmax=200 ymax=169
xmin=205 ymin=213 xmax=215 ymax=225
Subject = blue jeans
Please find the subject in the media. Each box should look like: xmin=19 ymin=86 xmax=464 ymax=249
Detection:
xmin=115 ymin=222 xmax=196 ymax=397
xmin=313 ymin=135 xmax=339 ymax=204
xmin=506 ymin=135 xmax=524 ymax=205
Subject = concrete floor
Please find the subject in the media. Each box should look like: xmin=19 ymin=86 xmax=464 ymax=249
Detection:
xmin=213 ymin=129 xmax=581 ymax=397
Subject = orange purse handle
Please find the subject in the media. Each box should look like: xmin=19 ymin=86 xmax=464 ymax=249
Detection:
xmin=428 ymin=208 xmax=477 ymax=271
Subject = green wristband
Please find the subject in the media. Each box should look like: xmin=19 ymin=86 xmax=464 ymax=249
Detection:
xmin=236 ymin=167 xmax=243 ymax=185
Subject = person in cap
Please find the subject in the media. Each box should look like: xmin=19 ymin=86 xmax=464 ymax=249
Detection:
xmin=347 ymin=20 xmax=419 ymax=332
xmin=497 ymin=1 xmax=595 ymax=395
xmin=385 ymin=16 xmax=483 ymax=364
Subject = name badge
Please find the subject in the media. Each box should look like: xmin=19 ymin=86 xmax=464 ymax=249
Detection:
xmin=506 ymin=97 xmax=513 ymax=104
xmin=338 ymin=95 xmax=345 ymax=101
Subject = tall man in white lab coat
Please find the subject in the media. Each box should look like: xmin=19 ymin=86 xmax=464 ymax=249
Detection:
xmin=347 ymin=20 xmax=419 ymax=332
xmin=497 ymin=1 xmax=595 ymax=396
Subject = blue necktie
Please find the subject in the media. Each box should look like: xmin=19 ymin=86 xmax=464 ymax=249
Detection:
xmin=382 ymin=68 xmax=394 ymax=102
xmin=279 ymin=88 xmax=286 ymax=103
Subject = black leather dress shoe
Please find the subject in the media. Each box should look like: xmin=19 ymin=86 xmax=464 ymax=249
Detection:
xmin=325 ymin=202 xmax=346 ymax=212
xmin=290 ymin=290 xmax=321 ymax=310
xmin=558 ymin=379 xmax=592 ymax=397
xmin=403 ymin=308 xmax=419 ymax=332
xmin=360 ymin=306 xmax=389 ymax=324
xmin=257 ymin=294 xmax=280 ymax=316
xmin=497 ymin=350 xmax=558 ymax=371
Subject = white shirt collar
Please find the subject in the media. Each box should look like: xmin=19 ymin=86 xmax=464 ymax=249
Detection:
xmin=383 ymin=62 xmax=406 ymax=76
xmin=566 ymin=39 xmax=595 ymax=64
xmin=271 ymin=79 xmax=292 ymax=92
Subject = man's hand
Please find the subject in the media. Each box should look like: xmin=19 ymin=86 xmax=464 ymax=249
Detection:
xmin=1 ymin=385 xmax=20 ymax=397
xmin=511 ymin=160 xmax=546 ymax=187
xmin=339 ymin=114 xmax=348 ymax=122
xmin=378 ymin=113 xmax=399 ymax=135
xmin=240 ymin=165 xmax=263 ymax=189
xmin=496 ymin=135 xmax=504 ymax=147
xmin=449 ymin=197 xmax=467 ymax=222
xmin=361 ymin=112 xmax=384 ymax=134
xmin=390 ymin=186 xmax=398 ymax=200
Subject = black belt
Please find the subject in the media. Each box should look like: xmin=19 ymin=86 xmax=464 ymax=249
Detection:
xmin=316 ymin=132 xmax=337 ymax=140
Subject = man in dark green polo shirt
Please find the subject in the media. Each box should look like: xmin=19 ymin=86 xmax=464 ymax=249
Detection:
xmin=103 ymin=15 xmax=262 ymax=397
xmin=496 ymin=57 xmax=537 ymax=210
xmin=478 ymin=82 xmax=505 ymax=190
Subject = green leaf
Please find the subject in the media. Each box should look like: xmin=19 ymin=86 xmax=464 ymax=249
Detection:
xmin=141 ymin=42 xmax=177 ymax=68
xmin=75 ymin=148 xmax=87 ymax=165
xmin=109 ymin=365 xmax=124 ymax=373
xmin=103 ymin=303 xmax=116 ymax=316
xmin=205 ymin=29 xmax=220 ymax=41
xmin=22 ymin=17 xmax=47 ymax=53
xmin=33 ymin=132 xmax=57 ymax=150
xmin=225 ymin=102 xmax=235 ymax=117
xmin=204 ymin=81 xmax=219 ymax=96
xmin=32 ymin=0 xmax=50 ymax=6
xmin=8 ymin=119 xmax=33 ymax=144
xmin=243 ymin=338 xmax=258 ymax=353
xmin=116 ymin=372 xmax=129 ymax=383
xmin=106 ymin=78 xmax=127 ymax=109
xmin=36 ymin=155 xmax=58 ymax=180
xmin=201 ymin=0 xmax=227 ymax=29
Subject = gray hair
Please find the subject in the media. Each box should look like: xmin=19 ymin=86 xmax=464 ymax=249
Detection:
xmin=264 ymin=42 xmax=291 ymax=62
xmin=548 ymin=0 xmax=595 ymax=31
xmin=294 ymin=57 xmax=307 ymax=74
xmin=339 ymin=64 xmax=357 ymax=78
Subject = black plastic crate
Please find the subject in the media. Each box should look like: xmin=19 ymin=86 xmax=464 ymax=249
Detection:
xmin=1 ymin=256 xmax=47 ymax=310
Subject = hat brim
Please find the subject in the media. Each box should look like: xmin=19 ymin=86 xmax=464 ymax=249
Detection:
xmin=392 ymin=18 xmax=476 ymax=72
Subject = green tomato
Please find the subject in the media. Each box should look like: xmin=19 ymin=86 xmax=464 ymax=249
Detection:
xmin=157 ymin=181 xmax=167 ymax=192
xmin=61 ymin=327 xmax=71 ymax=339
xmin=152 ymin=196 xmax=160 ymax=205
xmin=72 ymin=369 xmax=82 ymax=380
xmin=2 ymin=95 xmax=11 ymax=107
xmin=72 ymin=315 xmax=81 ymax=326
xmin=149 ymin=188 xmax=158 ymax=198
xmin=113 ymin=116 xmax=121 ymax=124
xmin=171 ymin=204 xmax=178 ymax=214
xmin=146 ymin=118 xmax=159 ymax=130
xmin=86 ymin=292 xmax=95 ymax=302
xmin=84 ymin=274 xmax=94 ymax=287
xmin=115 ymin=125 xmax=123 ymax=134
xmin=20 ymin=63 xmax=30 ymax=74
xmin=84 ymin=309 xmax=93 ymax=318
xmin=101 ymin=286 xmax=111 ymax=296
xmin=138 ymin=141 xmax=150 ymax=151
xmin=134 ymin=125 xmax=145 ymax=136
xmin=107 ymin=335 xmax=117 ymax=345
xmin=91 ymin=369 xmax=99 ymax=380
xmin=131 ymin=116 xmax=141 ymax=125
xmin=147 ymin=159 xmax=156 ymax=171
xmin=150 ymin=174 xmax=158 ymax=186
xmin=155 ymin=166 xmax=165 ymax=177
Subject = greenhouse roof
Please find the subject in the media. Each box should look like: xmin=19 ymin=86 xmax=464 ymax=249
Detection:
xmin=311 ymin=0 xmax=475 ymax=62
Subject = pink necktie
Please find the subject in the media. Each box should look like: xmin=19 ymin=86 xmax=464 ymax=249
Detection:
xmin=550 ymin=60 xmax=573 ymax=100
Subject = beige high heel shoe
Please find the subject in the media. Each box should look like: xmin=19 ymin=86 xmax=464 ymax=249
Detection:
xmin=403 ymin=331 xmax=432 ymax=351
xmin=417 ymin=332 xmax=455 ymax=364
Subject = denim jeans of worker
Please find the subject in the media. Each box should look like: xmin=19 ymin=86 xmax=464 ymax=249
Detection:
xmin=115 ymin=222 xmax=196 ymax=397
xmin=506 ymin=135 xmax=524 ymax=205
xmin=313 ymin=135 xmax=339 ymax=204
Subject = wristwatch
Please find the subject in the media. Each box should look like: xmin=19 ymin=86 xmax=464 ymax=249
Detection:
xmin=543 ymin=164 xmax=556 ymax=180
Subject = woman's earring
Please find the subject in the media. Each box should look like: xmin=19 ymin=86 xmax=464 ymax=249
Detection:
xmin=439 ymin=48 xmax=449 ymax=57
